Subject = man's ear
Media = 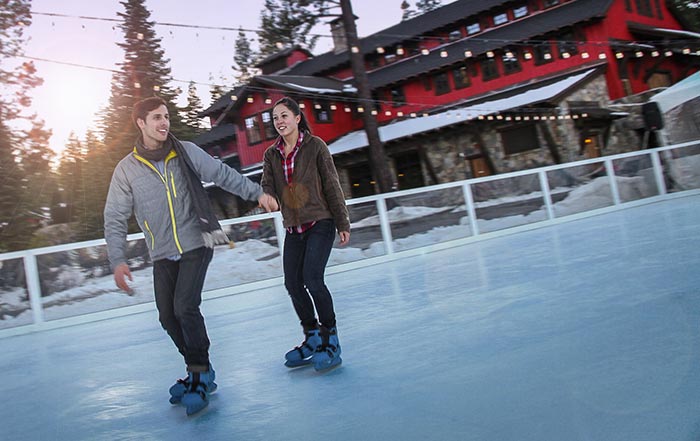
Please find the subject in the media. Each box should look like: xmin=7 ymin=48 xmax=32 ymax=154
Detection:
xmin=136 ymin=118 xmax=145 ymax=130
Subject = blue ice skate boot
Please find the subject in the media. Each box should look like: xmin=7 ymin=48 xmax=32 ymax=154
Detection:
xmin=313 ymin=326 xmax=342 ymax=372
xmin=285 ymin=328 xmax=322 ymax=368
xmin=181 ymin=369 xmax=216 ymax=416
xmin=169 ymin=364 xmax=217 ymax=405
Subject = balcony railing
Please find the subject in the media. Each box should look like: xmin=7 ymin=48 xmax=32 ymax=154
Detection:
xmin=1 ymin=140 xmax=698 ymax=336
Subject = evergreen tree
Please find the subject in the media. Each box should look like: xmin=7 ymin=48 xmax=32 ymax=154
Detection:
xmin=415 ymin=0 xmax=441 ymax=14
xmin=401 ymin=1 xmax=417 ymax=21
xmin=234 ymin=27 xmax=256 ymax=83
xmin=180 ymin=81 xmax=205 ymax=140
xmin=79 ymin=130 xmax=111 ymax=241
xmin=55 ymin=133 xmax=86 ymax=225
xmin=89 ymin=0 xmax=192 ymax=241
xmin=0 ymin=1 xmax=53 ymax=251
xmin=209 ymin=73 xmax=228 ymax=103
xmin=667 ymin=0 xmax=700 ymax=32
xmin=258 ymin=0 xmax=320 ymax=57
xmin=98 ymin=0 xmax=186 ymax=163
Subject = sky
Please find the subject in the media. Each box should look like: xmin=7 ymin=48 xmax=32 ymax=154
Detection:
xmin=22 ymin=0 xmax=457 ymax=154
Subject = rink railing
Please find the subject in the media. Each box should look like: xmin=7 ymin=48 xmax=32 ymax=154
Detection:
xmin=0 ymin=140 xmax=698 ymax=336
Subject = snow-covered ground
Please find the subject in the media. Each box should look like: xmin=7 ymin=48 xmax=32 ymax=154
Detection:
xmin=0 ymin=193 xmax=698 ymax=440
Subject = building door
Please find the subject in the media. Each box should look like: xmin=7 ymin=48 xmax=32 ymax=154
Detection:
xmin=394 ymin=150 xmax=425 ymax=190
xmin=583 ymin=135 xmax=601 ymax=158
xmin=468 ymin=155 xmax=491 ymax=178
xmin=346 ymin=163 xmax=375 ymax=198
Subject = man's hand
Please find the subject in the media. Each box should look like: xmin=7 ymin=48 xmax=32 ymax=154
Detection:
xmin=338 ymin=231 xmax=350 ymax=246
xmin=258 ymin=193 xmax=279 ymax=212
xmin=113 ymin=263 xmax=134 ymax=295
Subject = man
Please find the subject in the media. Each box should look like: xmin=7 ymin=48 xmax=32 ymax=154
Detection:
xmin=104 ymin=96 xmax=278 ymax=416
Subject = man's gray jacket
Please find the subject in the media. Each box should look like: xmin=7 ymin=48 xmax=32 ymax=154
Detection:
xmin=104 ymin=141 xmax=263 ymax=270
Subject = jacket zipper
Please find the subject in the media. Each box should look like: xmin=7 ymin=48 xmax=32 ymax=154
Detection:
xmin=133 ymin=149 xmax=183 ymax=254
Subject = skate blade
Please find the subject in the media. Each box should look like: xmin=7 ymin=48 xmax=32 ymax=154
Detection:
xmin=182 ymin=393 xmax=209 ymax=416
xmin=314 ymin=357 xmax=342 ymax=373
xmin=285 ymin=358 xmax=313 ymax=368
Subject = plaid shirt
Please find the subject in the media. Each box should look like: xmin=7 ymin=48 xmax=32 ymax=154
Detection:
xmin=275 ymin=132 xmax=316 ymax=234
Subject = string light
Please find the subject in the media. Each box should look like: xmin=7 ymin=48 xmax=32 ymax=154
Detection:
xmin=23 ymin=9 xmax=698 ymax=128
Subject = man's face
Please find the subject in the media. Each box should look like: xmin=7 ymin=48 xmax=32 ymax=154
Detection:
xmin=138 ymin=104 xmax=170 ymax=148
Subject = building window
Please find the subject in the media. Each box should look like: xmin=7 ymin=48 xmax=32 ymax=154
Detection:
xmin=449 ymin=30 xmax=462 ymax=41
xmin=501 ymin=124 xmax=540 ymax=155
xmin=654 ymin=0 xmax=663 ymax=18
xmin=423 ymin=76 xmax=432 ymax=91
xmin=245 ymin=116 xmax=262 ymax=144
xmin=493 ymin=12 xmax=509 ymax=26
xmin=502 ymin=50 xmax=521 ymax=74
xmin=481 ymin=58 xmax=500 ymax=81
xmin=452 ymin=66 xmax=471 ymax=89
xmin=467 ymin=22 xmax=481 ymax=35
xmin=261 ymin=111 xmax=277 ymax=139
xmin=557 ymin=31 xmax=579 ymax=58
xmin=434 ymin=72 xmax=451 ymax=95
xmin=534 ymin=42 xmax=554 ymax=65
xmin=513 ymin=5 xmax=528 ymax=18
xmin=544 ymin=0 xmax=560 ymax=7
xmin=635 ymin=0 xmax=652 ymax=16
xmin=390 ymin=86 xmax=406 ymax=106
xmin=313 ymin=102 xmax=332 ymax=123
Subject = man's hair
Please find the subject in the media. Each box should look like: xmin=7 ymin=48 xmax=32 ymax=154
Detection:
xmin=131 ymin=96 xmax=168 ymax=128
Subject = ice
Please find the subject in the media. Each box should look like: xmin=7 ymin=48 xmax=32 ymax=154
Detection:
xmin=0 ymin=194 xmax=698 ymax=440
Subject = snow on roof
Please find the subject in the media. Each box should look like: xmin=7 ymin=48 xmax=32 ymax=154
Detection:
xmin=642 ymin=26 xmax=700 ymax=39
xmin=651 ymin=71 xmax=700 ymax=113
xmin=328 ymin=68 xmax=598 ymax=155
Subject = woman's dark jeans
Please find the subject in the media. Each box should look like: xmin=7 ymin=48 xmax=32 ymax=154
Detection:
xmin=283 ymin=219 xmax=337 ymax=330
xmin=153 ymin=246 xmax=213 ymax=369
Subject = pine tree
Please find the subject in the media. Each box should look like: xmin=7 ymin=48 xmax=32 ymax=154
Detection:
xmin=209 ymin=73 xmax=228 ymax=103
xmin=98 ymin=0 xmax=186 ymax=162
xmin=667 ymin=0 xmax=700 ymax=32
xmin=258 ymin=0 xmax=320 ymax=57
xmin=401 ymin=1 xmax=417 ymax=21
xmin=0 ymin=1 xmax=53 ymax=251
xmin=180 ymin=81 xmax=205 ymax=140
xmin=234 ymin=27 xmax=256 ymax=83
xmin=415 ymin=0 xmax=441 ymax=14
xmin=79 ymin=130 xmax=111 ymax=241
xmin=55 ymin=133 xmax=85 ymax=225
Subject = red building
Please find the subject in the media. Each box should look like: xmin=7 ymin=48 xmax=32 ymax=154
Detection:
xmin=196 ymin=0 xmax=699 ymax=203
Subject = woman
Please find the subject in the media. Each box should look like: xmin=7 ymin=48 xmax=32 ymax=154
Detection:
xmin=261 ymin=97 xmax=350 ymax=371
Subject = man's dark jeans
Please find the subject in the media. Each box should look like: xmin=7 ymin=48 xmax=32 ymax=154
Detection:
xmin=153 ymin=246 xmax=213 ymax=369
xmin=283 ymin=218 xmax=337 ymax=329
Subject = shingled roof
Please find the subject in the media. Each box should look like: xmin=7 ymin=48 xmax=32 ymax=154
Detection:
xmin=286 ymin=0 xmax=512 ymax=76
xmin=366 ymin=0 xmax=614 ymax=89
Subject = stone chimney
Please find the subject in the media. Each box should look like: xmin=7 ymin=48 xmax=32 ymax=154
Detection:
xmin=330 ymin=17 xmax=348 ymax=53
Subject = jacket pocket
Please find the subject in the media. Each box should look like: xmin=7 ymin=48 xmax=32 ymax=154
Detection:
xmin=144 ymin=220 xmax=156 ymax=251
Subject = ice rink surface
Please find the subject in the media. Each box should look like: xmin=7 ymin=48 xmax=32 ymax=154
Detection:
xmin=1 ymin=194 xmax=699 ymax=441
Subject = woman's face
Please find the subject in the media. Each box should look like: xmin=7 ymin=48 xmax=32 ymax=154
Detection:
xmin=272 ymin=103 xmax=301 ymax=138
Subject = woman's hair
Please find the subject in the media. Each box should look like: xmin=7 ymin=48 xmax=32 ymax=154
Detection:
xmin=132 ymin=96 xmax=167 ymax=127
xmin=274 ymin=96 xmax=312 ymax=134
